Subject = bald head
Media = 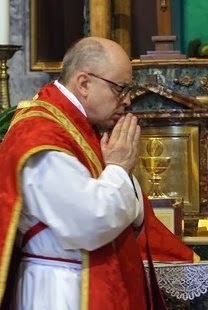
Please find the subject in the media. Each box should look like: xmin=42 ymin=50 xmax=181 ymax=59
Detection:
xmin=59 ymin=37 xmax=131 ymax=85
xmin=58 ymin=37 xmax=133 ymax=128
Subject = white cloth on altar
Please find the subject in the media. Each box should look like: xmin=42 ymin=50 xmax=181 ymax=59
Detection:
xmin=12 ymin=151 xmax=144 ymax=310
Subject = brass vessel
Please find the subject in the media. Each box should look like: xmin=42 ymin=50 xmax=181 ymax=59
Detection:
xmin=140 ymin=139 xmax=171 ymax=198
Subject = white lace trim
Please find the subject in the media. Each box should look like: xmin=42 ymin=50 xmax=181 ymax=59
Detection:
xmin=145 ymin=262 xmax=208 ymax=301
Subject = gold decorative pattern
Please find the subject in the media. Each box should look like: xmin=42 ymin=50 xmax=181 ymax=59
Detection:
xmin=11 ymin=100 xmax=103 ymax=176
xmin=200 ymin=76 xmax=208 ymax=92
xmin=174 ymin=75 xmax=194 ymax=87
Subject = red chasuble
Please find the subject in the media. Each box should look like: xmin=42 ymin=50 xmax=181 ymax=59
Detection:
xmin=137 ymin=194 xmax=198 ymax=263
xmin=0 ymin=83 xmax=167 ymax=309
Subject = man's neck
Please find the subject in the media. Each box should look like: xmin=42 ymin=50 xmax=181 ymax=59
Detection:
xmin=54 ymin=80 xmax=87 ymax=116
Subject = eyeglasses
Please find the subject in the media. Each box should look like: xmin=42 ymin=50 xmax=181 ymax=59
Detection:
xmin=87 ymin=72 xmax=135 ymax=99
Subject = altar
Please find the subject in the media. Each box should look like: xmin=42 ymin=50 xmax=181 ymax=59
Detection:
xmin=147 ymin=262 xmax=208 ymax=309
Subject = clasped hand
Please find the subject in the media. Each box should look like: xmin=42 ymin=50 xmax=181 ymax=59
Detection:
xmin=101 ymin=113 xmax=141 ymax=173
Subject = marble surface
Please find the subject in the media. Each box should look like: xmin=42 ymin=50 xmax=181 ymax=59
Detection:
xmin=133 ymin=64 xmax=208 ymax=101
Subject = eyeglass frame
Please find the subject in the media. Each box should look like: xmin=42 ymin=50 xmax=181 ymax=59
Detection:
xmin=87 ymin=72 xmax=136 ymax=99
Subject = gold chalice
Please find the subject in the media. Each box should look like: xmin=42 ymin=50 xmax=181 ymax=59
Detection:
xmin=140 ymin=139 xmax=171 ymax=198
xmin=140 ymin=156 xmax=171 ymax=198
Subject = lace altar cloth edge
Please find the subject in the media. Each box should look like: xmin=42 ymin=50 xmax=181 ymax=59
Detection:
xmin=144 ymin=261 xmax=208 ymax=300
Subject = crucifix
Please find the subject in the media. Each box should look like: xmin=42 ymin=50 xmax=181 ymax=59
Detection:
xmin=156 ymin=0 xmax=171 ymax=36
xmin=141 ymin=0 xmax=186 ymax=60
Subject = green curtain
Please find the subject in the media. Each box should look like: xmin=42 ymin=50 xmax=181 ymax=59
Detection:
xmin=0 ymin=106 xmax=16 ymax=141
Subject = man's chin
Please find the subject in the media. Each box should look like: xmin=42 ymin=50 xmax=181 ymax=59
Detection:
xmin=100 ymin=120 xmax=115 ymax=129
xmin=97 ymin=118 xmax=117 ymax=130
xmin=98 ymin=114 xmax=123 ymax=129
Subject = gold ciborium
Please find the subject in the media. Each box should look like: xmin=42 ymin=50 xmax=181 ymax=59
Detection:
xmin=140 ymin=139 xmax=171 ymax=198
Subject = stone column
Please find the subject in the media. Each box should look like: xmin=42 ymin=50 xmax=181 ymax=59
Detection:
xmin=89 ymin=0 xmax=111 ymax=38
xmin=112 ymin=0 xmax=131 ymax=56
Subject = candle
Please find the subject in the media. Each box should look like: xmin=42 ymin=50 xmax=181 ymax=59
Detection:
xmin=0 ymin=0 xmax=10 ymax=44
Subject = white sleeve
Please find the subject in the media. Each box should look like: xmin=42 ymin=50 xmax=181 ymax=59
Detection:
xmin=22 ymin=151 xmax=144 ymax=251
xmin=131 ymin=175 xmax=144 ymax=227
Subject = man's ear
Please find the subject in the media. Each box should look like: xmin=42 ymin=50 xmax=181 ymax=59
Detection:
xmin=76 ymin=72 xmax=89 ymax=97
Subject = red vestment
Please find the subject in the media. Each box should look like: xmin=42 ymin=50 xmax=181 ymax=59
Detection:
xmin=0 ymin=83 xmax=167 ymax=309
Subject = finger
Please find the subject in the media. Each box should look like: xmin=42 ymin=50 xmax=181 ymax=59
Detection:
xmin=117 ymin=113 xmax=133 ymax=142
xmin=132 ymin=126 xmax=141 ymax=147
xmin=110 ymin=116 xmax=125 ymax=141
xmin=126 ymin=116 xmax=139 ymax=144
xmin=100 ymin=132 xmax=109 ymax=150
xmin=131 ymin=126 xmax=141 ymax=157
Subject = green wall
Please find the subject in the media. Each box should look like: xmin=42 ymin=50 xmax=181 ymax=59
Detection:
xmin=183 ymin=0 xmax=208 ymax=53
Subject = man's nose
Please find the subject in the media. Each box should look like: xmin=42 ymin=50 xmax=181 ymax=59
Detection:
xmin=122 ymin=92 xmax=131 ymax=107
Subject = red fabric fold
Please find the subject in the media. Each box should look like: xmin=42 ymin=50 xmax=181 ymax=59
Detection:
xmin=89 ymin=227 xmax=150 ymax=310
xmin=137 ymin=195 xmax=194 ymax=262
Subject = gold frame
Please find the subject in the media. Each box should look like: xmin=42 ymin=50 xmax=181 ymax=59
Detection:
xmin=133 ymin=126 xmax=199 ymax=213
xmin=30 ymin=0 xmax=62 ymax=72
xmin=131 ymin=58 xmax=208 ymax=67
xmin=30 ymin=0 xmax=112 ymax=72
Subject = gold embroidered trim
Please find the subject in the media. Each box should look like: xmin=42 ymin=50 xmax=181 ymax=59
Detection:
xmin=9 ymin=111 xmax=58 ymax=129
xmin=0 ymin=200 xmax=22 ymax=303
xmin=11 ymin=100 xmax=103 ymax=176
xmin=81 ymin=250 xmax=90 ymax=310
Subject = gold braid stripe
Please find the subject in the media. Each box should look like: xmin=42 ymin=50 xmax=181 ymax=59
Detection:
xmin=0 ymin=200 xmax=22 ymax=303
xmin=81 ymin=250 xmax=90 ymax=310
xmin=9 ymin=111 xmax=60 ymax=130
xmin=10 ymin=100 xmax=103 ymax=177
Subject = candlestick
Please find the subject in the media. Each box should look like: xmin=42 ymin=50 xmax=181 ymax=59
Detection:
xmin=0 ymin=45 xmax=21 ymax=111
xmin=0 ymin=1 xmax=10 ymax=44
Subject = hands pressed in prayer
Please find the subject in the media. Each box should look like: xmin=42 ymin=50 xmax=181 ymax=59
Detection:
xmin=100 ymin=113 xmax=141 ymax=173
